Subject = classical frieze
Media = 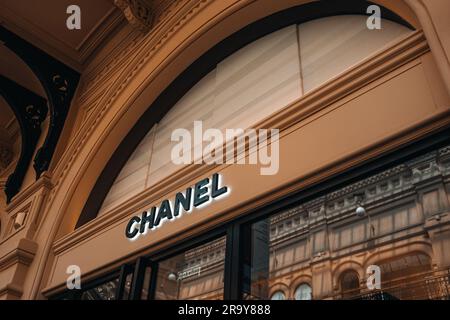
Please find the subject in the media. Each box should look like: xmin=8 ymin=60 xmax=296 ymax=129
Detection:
xmin=114 ymin=0 xmax=179 ymax=33
xmin=47 ymin=0 xmax=213 ymax=206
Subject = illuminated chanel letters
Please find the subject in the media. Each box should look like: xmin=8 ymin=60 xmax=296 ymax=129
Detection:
xmin=125 ymin=173 xmax=229 ymax=240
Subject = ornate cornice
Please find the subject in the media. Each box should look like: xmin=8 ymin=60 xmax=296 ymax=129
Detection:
xmin=115 ymin=0 xmax=156 ymax=33
xmin=0 ymin=238 xmax=38 ymax=272
xmin=47 ymin=0 xmax=212 ymax=208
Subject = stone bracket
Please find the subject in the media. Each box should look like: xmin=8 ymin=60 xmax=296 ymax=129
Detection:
xmin=0 ymin=75 xmax=48 ymax=203
xmin=114 ymin=0 xmax=155 ymax=32
xmin=0 ymin=26 xmax=80 ymax=182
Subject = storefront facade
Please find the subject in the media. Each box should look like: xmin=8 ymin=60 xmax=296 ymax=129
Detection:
xmin=1 ymin=0 xmax=450 ymax=300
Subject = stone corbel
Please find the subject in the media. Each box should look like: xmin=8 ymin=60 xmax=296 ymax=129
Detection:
xmin=114 ymin=0 xmax=155 ymax=33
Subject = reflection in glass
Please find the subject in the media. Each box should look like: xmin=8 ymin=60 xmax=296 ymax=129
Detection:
xmin=295 ymin=284 xmax=312 ymax=300
xmin=141 ymin=265 xmax=152 ymax=300
xmin=155 ymin=236 xmax=226 ymax=300
xmin=80 ymin=278 xmax=119 ymax=300
xmin=271 ymin=291 xmax=286 ymax=300
xmin=242 ymin=215 xmax=312 ymax=300
xmin=340 ymin=270 xmax=360 ymax=299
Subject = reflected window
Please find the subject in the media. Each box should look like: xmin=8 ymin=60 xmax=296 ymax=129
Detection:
xmin=376 ymin=253 xmax=433 ymax=300
xmin=155 ymin=236 xmax=226 ymax=300
xmin=380 ymin=253 xmax=431 ymax=283
xmin=340 ymin=270 xmax=360 ymax=299
xmin=271 ymin=291 xmax=286 ymax=300
xmin=295 ymin=283 xmax=312 ymax=300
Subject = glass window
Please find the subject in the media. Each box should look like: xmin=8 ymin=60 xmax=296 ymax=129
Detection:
xmin=295 ymin=284 xmax=312 ymax=300
xmin=155 ymin=236 xmax=226 ymax=300
xmin=271 ymin=291 xmax=286 ymax=300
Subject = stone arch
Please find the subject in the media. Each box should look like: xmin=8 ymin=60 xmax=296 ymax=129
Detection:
xmin=268 ymin=282 xmax=290 ymax=300
xmin=27 ymin=0 xmax=422 ymax=299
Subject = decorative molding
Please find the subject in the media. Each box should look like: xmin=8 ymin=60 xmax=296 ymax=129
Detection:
xmin=5 ymin=173 xmax=53 ymax=214
xmin=114 ymin=0 xmax=155 ymax=33
xmin=0 ymin=283 xmax=23 ymax=299
xmin=114 ymin=0 xmax=179 ymax=34
xmin=78 ymin=0 xmax=183 ymax=105
xmin=75 ymin=9 xmax=125 ymax=64
xmin=0 ymin=238 xmax=38 ymax=299
xmin=46 ymin=0 xmax=212 ymax=208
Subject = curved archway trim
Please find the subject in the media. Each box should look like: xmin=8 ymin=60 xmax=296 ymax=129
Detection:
xmin=76 ymin=0 xmax=415 ymax=228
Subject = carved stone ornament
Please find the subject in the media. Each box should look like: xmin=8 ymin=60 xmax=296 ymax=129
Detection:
xmin=114 ymin=0 xmax=154 ymax=33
